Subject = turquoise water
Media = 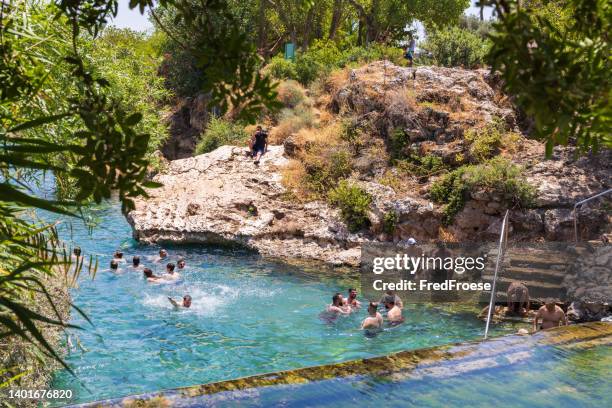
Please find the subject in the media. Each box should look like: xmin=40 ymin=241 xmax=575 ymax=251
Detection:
xmin=186 ymin=343 xmax=611 ymax=407
xmin=49 ymin=203 xmax=516 ymax=405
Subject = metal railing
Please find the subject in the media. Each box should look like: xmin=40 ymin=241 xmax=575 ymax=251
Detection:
xmin=573 ymin=188 xmax=612 ymax=242
xmin=484 ymin=210 xmax=510 ymax=340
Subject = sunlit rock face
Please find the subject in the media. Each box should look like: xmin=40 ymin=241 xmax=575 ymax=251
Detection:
xmin=129 ymin=62 xmax=610 ymax=264
xmin=127 ymin=145 xmax=362 ymax=266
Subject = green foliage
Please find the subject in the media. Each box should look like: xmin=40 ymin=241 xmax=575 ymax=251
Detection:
xmin=423 ymin=25 xmax=490 ymax=68
xmin=304 ymin=150 xmax=353 ymax=195
xmin=430 ymin=157 xmax=535 ymax=224
xmin=87 ymin=27 xmax=171 ymax=154
xmin=481 ymin=0 xmax=611 ymax=153
xmin=388 ymin=128 xmax=410 ymax=160
xmin=277 ymin=80 xmax=306 ymax=108
xmin=383 ymin=211 xmax=399 ymax=235
xmin=266 ymin=55 xmax=298 ymax=81
xmin=464 ymin=119 xmax=505 ymax=162
xmin=397 ymin=154 xmax=447 ymax=177
xmin=195 ymin=117 xmax=248 ymax=154
xmin=328 ymin=180 xmax=372 ymax=232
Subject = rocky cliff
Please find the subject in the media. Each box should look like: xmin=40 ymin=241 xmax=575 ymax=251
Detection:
xmin=129 ymin=63 xmax=611 ymax=266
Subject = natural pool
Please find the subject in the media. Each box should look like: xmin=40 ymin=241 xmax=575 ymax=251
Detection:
xmin=49 ymin=203 xmax=517 ymax=405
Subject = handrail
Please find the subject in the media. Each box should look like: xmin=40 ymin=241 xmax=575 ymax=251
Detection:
xmin=484 ymin=210 xmax=510 ymax=340
xmin=573 ymin=188 xmax=612 ymax=242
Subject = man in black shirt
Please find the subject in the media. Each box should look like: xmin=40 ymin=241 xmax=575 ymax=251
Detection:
xmin=249 ymin=125 xmax=268 ymax=164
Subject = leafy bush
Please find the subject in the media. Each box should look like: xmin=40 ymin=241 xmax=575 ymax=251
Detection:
xmin=295 ymin=40 xmax=341 ymax=84
xmin=266 ymin=55 xmax=298 ymax=81
xmin=430 ymin=157 xmax=535 ymax=224
xmin=388 ymin=128 xmax=410 ymax=160
xmin=397 ymin=154 xmax=447 ymax=177
xmin=383 ymin=211 xmax=399 ymax=235
xmin=195 ymin=117 xmax=248 ymax=154
xmin=277 ymin=80 xmax=306 ymax=108
xmin=328 ymin=181 xmax=372 ymax=232
xmin=423 ymin=25 xmax=490 ymax=68
xmin=271 ymin=104 xmax=315 ymax=143
xmin=305 ymin=150 xmax=353 ymax=194
xmin=465 ymin=119 xmax=523 ymax=162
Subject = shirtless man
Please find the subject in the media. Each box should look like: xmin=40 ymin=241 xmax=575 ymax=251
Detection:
xmin=131 ymin=256 xmax=144 ymax=270
xmin=143 ymin=267 xmax=162 ymax=283
xmin=163 ymin=263 xmax=180 ymax=280
xmin=113 ymin=250 xmax=127 ymax=263
xmin=384 ymin=296 xmax=404 ymax=325
xmin=177 ymin=258 xmax=186 ymax=270
xmin=534 ymin=299 xmax=567 ymax=331
xmin=327 ymin=293 xmax=351 ymax=316
xmin=109 ymin=260 xmax=123 ymax=273
xmin=380 ymin=290 xmax=403 ymax=309
xmin=344 ymin=288 xmax=361 ymax=309
xmin=168 ymin=295 xmax=192 ymax=309
xmin=154 ymin=249 xmax=168 ymax=263
xmin=361 ymin=302 xmax=383 ymax=330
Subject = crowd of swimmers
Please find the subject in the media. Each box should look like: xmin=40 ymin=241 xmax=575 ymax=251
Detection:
xmin=74 ymin=247 xmax=192 ymax=309
xmin=324 ymin=288 xmax=405 ymax=333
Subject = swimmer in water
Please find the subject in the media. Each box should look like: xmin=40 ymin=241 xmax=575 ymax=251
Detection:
xmin=534 ymin=299 xmax=567 ymax=331
xmin=177 ymin=258 xmax=186 ymax=269
xmin=361 ymin=302 xmax=383 ymax=330
xmin=162 ymin=263 xmax=180 ymax=280
xmin=143 ymin=267 xmax=162 ymax=283
xmin=72 ymin=247 xmax=82 ymax=260
xmin=154 ymin=249 xmax=168 ymax=263
xmin=168 ymin=295 xmax=192 ymax=308
xmin=344 ymin=288 xmax=361 ymax=309
xmin=113 ymin=250 xmax=126 ymax=263
xmin=131 ymin=256 xmax=143 ymax=270
xmin=326 ymin=293 xmax=351 ymax=316
xmin=380 ymin=290 xmax=403 ymax=309
xmin=384 ymin=295 xmax=404 ymax=325
xmin=109 ymin=259 xmax=122 ymax=273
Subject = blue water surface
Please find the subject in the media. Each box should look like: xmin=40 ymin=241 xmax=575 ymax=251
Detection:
xmin=48 ymin=203 xmax=516 ymax=405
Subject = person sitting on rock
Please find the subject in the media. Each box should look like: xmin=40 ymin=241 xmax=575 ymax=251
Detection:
xmin=249 ymin=125 xmax=268 ymax=165
xmin=168 ymin=294 xmax=192 ymax=309
xmin=534 ymin=299 xmax=567 ymax=331
xmin=361 ymin=302 xmax=383 ymax=331
xmin=384 ymin=296 xmax=404 ymax=325
xmin=143 ymin=267 xmax=162 ymax=283
xmin=162 ymin=263 xmax=180 ymax=280
xmin=507 ymin=281 xmax=530 ymax=317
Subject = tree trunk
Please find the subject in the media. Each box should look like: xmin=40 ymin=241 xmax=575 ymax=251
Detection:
xmin=302 ymin=8 xmax=314 ymax=50
xmin=257 ymin=0 xmax=268 ymax=58
xmin=328 ymin=0 xmax=343 ymax=40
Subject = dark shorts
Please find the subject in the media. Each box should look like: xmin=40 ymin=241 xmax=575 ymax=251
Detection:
xmin=252 ymin=145 xmax=265 ymax=157
xmin=405 ymin=51 xmax=414 ymax=61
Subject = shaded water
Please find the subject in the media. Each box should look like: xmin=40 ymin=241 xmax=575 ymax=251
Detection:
xmin=49 ymin=204 xmax=517 ymax=405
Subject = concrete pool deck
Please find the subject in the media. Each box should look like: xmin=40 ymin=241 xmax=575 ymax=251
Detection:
xmin=69 ymin=322 xmax=612 ymax=407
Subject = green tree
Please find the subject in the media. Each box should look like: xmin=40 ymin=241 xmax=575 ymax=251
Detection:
xmin=423 ymin=25 xmax=491 ymax=68
xmin=481 ymin=0 xmax=611 ymax=153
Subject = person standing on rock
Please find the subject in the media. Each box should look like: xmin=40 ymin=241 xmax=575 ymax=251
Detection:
xmin=533 ymin=299 xmax=567 ymax=331
xmin=249 ymin=125 xmax=268 ymax=165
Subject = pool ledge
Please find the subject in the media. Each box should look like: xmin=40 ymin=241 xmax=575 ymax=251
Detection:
xmin=69 ymin=322 xmax=612 ymax=407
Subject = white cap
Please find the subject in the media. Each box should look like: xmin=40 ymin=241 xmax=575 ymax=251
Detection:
xmin=407 ymin=238 xmax=417 ymax=245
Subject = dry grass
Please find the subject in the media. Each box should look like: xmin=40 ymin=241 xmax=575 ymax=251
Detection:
xmin=438 ymin=226 xmax=460 ymax=242
xmin=280 ymin=159 xmax=314 ymax=202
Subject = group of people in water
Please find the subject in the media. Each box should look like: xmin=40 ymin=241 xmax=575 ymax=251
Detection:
xmin=324 ymin=288 xmax=405 ymax=332
xmin=74 ymin=247 xmax=193 ymax=309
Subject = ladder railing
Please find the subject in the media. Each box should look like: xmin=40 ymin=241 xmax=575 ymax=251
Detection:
xmin=573 ymin=188 xmax=612 ymax=242
xmin=484 ymin=210 xmax=510 ymax=340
